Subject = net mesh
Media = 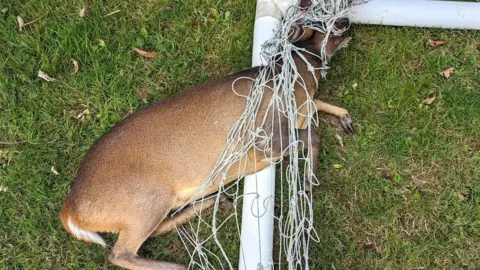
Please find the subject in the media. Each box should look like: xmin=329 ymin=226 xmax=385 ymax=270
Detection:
xmin=173 ymin=1 xmax=356 ymax=269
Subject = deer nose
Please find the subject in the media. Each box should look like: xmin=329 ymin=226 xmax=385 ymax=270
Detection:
xmin=300 ymin=0 xmax=312 ymax=9
xmin=299 ymin=0 xmax=312 ymax=12
xmin=335 ymin=18 xmax=350 ymax=29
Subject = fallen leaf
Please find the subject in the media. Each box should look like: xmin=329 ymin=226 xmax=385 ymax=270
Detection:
xmin=423 ymin=95 xmax=436 ymax=105
xmin=98 ymin=39 xmax=106 ymax=47
xmin=0 ymin=185 xmax=7 ymax=192
xmin=440 ymin=67 xmax=454 ymax=79
xmin=71 ymin=58 xmax=79 ymax=74
xmin=352 ymin=82 xmax=358 ymax=89
xmin=133 ymin=48 xmax=157 ymax=59
xmin=17 ymin=16 xmax=24 ymax=31
xmin=51 ymin=166 xmax=59 ymax=175
xmin=456 ymin=191 xmax=465 ymax=201
xmin=76 ymin=108 xmax=91 ymax=123
xmin=17 ymin=13 xmax=48 ymax=31
xmin=333 ymin=163 xmax=344 ymax=169
xmin=164 ymin=4 xmax=173 ymax=11
xmin=1 ymin=8 xmax=8 ymax=14
xmin=38 ymin=70 xmax=56 ymax=82
xmin=334 ymin=134 xmax=344 ymax=148
xmin=426 ymin=39 xmax=445 ymax=47
xmin=78 ymin=7 xmax=86 ymax=17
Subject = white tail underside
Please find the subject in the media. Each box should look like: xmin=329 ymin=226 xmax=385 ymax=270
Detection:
xmin=68 ymin=217 xmax=106 ymax=247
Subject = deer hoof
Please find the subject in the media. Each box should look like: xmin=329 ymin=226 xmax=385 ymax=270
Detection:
xmin=339 ymin=115 xmax=354 ymax=134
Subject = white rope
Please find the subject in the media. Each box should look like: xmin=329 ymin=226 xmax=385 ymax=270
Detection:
xmin=175 ymin=1 xmax=356 ymax=269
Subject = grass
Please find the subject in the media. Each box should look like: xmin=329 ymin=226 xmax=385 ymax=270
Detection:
xmin=0 ymin=0 xmax=479 ymax=269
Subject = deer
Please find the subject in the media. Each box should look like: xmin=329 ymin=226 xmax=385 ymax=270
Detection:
xmin=60 ymin=15 xmax=353 ymax=270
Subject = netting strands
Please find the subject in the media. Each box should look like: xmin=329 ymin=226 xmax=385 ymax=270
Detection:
xmin=174 ymin=1 xmax=354 ymax=269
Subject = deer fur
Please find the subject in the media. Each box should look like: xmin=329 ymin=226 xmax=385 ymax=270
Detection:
xmin=60 ymin=20 xmax=353 ymax=270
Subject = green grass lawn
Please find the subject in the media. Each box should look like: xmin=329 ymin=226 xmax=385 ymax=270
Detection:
xmin=1 ymin=0 xmax=479 ymax=269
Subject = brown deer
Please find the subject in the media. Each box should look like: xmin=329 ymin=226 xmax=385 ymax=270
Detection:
xmin=60 ymin=18 xmax=353 ymax=270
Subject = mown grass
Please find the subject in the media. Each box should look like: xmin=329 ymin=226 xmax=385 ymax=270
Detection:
xmin=1 ymin=0 xmax=479 ymax=269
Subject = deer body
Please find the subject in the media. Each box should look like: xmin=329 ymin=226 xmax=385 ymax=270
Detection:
xmin=60 ymin=23 xmax=352 ymax=270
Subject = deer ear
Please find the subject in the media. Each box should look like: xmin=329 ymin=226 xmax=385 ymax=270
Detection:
xmin=288 ymin=24 xmax=303 ymax=42
xmin=288 ymin=24 xmax=314 ymax=43
xmin=326 ymin=36 xmax=351 ymax=57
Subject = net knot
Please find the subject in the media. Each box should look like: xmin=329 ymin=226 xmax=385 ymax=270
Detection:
xmin=307 ymin=64 xmax=315 ymax=73
xmin=195 ymin=244 xmax=203 ymax=255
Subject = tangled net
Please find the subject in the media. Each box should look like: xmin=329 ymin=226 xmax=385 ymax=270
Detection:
xmin=173 ymin=1 xmax=356 ymax=269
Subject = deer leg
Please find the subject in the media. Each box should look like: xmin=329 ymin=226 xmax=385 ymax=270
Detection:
xmin=297 ymin=129 xmax=320 ymax=192
xmin=314 ymin=99 xmax=354 ymax=134
xmin=151 ymin=195 xmax=229 ymax=237
xmin=108 ymin=189 xmax=187 ymax=270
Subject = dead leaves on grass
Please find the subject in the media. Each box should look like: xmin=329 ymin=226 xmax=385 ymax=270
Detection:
xmin=50 ymin=166 xmax=59 ymax=175
xmin=38 ymin=60 xmax=79 ymax=81
xmin=334 ymin=133 xmax=350 ymax=152
xmin=456 ymin=191 xmax=466 ymax=201
xmin=133 ymin=48 xmax=157 ymax=59
xmin=78 ymin=2 xmax=94 ymax=18
xmin=16 ymin=16 xmax=24 ymax=31
xmin=425 ymin=40 xmax=455 ymax=80
xmin=37 ymin=70 xmax=56 ymax=82
xmin=76 ymin=108 xmax=91 ymax=123
xmin=16 ymin=13 xmax=48 ymax=32
xmin=2 ymin=7 xmax=8 ymax=14
xmin=440 ymin=67 xmax=454 ymax=79
xmin=423 ymin=95 xmax=436 ymax=105
xmin=426 ymin=39 xmax=445 ymax=47
xmin=71 ymin=58 xmax=79 ymax=74
xmin=78 ymin=7 xmax=86 ymax=17
xmin=335 ymin=134 xmax=344 ymax=148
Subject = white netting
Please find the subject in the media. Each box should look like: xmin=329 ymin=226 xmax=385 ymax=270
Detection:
xmin=173 ymin=1 xmax=355 ymax=269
